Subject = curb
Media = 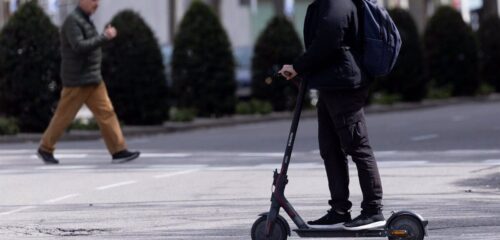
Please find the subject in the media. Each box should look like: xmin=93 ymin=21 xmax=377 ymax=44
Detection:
xmin=1 ymin=94 xmax=499 ymax=144
xmin=365 ymin=93 xmax=500 ymax=114
xmin=0 ymin=111 xmax=316 ymax=144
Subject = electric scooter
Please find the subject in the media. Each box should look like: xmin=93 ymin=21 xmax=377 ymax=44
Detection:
xmin=251 ymin=73 xmax=428 ymax=240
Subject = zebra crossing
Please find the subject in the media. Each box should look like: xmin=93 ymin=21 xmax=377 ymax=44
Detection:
xmin=1 ymin=148 xmax=500 ymax=175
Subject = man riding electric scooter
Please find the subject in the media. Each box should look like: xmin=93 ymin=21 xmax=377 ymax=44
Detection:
xmin=279 ymin=0 xmax=385 ymax=231
xmin=251 ymin=1 xmax=425 ymax=239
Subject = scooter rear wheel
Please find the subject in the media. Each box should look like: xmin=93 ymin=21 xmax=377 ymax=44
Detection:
xmin=251 ymin=215 xmax=288 ymax=240
xmin=388 ymin=215 xmax=425 ymax=240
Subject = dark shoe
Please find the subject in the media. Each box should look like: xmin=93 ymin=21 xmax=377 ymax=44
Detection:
xmin=112 ymin=150 xmax=140 ymax=164
xmin=37 ymin=149 xmax=59 ymax=165
xmin=343 ymin=211 xmax=386 ymax=231
xmin=308 ymin=209 xmax=352 ymax=228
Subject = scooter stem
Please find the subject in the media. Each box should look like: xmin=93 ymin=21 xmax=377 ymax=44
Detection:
xmin=279 ymin=77 xmax=308 ymax=176
xmin=266 ymin=78 xmax=309 ymax=236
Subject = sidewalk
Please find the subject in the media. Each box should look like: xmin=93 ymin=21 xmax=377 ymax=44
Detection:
xmin=1 ymin=93 xmax=499 ymax=144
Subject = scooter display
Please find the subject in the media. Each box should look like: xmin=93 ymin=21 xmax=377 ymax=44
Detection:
xmin=251 ymin=74 xmax=428 ymax=240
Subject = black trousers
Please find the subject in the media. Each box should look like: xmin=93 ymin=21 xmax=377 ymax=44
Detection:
xmin=317 ymin=88 xmax=383 ymax=214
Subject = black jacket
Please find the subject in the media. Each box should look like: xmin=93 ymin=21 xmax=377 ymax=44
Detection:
xmin=294 ymin=0 xmax=369 ymax=90
xmin=60 ymin=7 xmax=108 ymax=87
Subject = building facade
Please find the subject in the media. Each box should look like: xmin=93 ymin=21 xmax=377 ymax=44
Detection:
xmin=1 ymin=0 xmax=495 ymax=47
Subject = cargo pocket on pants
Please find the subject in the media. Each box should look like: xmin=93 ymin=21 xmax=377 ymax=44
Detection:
xmin=334 ymin=110 xmax=364 ymax=154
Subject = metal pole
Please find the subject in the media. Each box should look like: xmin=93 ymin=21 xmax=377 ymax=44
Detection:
xmin=169 ymin=0 xmax=176 ymax=43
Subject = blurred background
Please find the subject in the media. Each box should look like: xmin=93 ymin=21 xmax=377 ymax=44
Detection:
xmin=1 ymin=0 xmax=500 ymax=134
xmin=0 ymin=0 xmax=490 ymax=49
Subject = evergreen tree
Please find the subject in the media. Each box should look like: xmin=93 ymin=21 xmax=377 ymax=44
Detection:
xmin=171 ymin=1 xmax=236 ymax=117
xmin=424 ymin=6 xmax=479 ymax=96
xmin=251 ymin=16 xmax=303 ymax=111
xmin=478 ymin=16 xmax=500 ymax=92
xmin=103 ymin=10 xmax=169 ymax=125
xmin=381 ymin=8 xmax=427 ymax=102
xmin=0 ymin=1 xmax=61 ymax=132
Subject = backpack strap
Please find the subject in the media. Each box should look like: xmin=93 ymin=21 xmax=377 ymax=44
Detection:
xmin=351 ymin=0 xmax=365 ymax=56
xmin=351 ymin=0 xmax=366 ymax=71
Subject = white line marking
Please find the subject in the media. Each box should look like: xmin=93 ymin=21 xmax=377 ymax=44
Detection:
xmin=378 ymin=161 xmax=428 ymax=167
xmin=153 ymin=169 xmax=200 ymax=179
xmin=209 ymin=161 xmax=430 ymax=171
xmin=53 ymin=149 xmax=107 ymax=153
xmin=237 ymin=152 xmax=283 ymax=157
xmin=482 ymin=159 xmax=500 ymax=165
xmin=44 ymin=194 xmax=81 ymax=204
xmin=439 ymin=150 xmax=500 ymax=156
xmin=0 ymin=149 xmax=104 ymax=155
xmin=0 ymin=156 xmax=28 ymax=160
xmin=0 ymin=170 xmax=22 ymax=174
xmin=411 ymin=134 xmax=439 ymax=141
xmin=55 ymin=154 xmax=88 ymax=158
xmin=6 ymin=149 xmax=498 ymax=156
xmin=30 ymin=154 xmax=88 ymax=159
xmin=148 ymin=164 xmax=207 ymax=169
xmin=375 ymin=151 xmax=398 ymax=156
xmin=208 ymin=166 xmax=267 ymax=171
xmin=37 ymin=165 xmax=94 ymax=170
xmin=141 ymin=153 xmax=192 ymax=158
xmin=310 ymin=150 xmax=320 ymax=154
xmin=255 ymin=163 xmax=321 ymax=169
xmin=96 ymin=181 xmax=137 ymax=190
xmin=0 ymin=206 xmax=36 ymax=216
xmin=0 ymin=150 xmax=32 ymax=154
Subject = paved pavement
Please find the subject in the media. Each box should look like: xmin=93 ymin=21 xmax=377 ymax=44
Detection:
xmin=1 ymin=101 xmax=500 ymax=239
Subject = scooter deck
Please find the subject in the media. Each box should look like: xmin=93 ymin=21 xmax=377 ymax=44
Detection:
xmin=294 ymin=227 xmax=388 ymax=238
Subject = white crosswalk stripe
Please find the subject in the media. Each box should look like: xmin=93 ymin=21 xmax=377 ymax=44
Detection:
xmin=1 ymin=149 xmax=500 ymax=175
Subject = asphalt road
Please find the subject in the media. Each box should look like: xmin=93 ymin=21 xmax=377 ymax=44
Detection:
xmin=1 ymin=101 xmax=500 ymax=239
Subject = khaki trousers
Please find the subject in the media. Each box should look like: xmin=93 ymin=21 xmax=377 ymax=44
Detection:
xmin=40 ymin=81 xmax=126 ymax=155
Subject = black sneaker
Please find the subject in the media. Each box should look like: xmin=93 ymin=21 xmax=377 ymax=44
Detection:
xmin=308 ymin=209 xmax=352 ymax=228
xmin=343 ymin=211 xmax=386 ymax=231
xmin=112 ymin=150 xmax=140 ymax=164
xmin=37 ymin=149 xmax=59 ymax=165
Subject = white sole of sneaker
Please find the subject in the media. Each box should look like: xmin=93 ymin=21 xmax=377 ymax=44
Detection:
xmin=343 ymin=220 xmax=386 ymax=231
xmin=308 ymin=222 xmax=345 ymax=229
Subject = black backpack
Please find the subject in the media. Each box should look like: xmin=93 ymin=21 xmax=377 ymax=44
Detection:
xmin=355 ymin=0 xmax=402 ymax=77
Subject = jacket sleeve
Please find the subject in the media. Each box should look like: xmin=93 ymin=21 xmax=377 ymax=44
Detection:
xmin=63 ymin=16 xmax=108 ymax=54
xmin=294 ymin=0 xmax=345 ymax=75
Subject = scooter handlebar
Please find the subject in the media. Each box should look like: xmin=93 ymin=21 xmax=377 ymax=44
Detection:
xmin=272 ymin=71 xmax=301 ymax=88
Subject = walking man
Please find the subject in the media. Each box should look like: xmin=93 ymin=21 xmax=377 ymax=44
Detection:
xmin=37 ymin=0 xmax=140 ymax=164
xmin=279 ymin=0 xmax=385 ymax=231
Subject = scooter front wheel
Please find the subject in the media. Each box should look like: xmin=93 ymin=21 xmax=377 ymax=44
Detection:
xmin=251 ymin=215 xmax=288 ymax=240
xmin=388 ymin=215 xmax=425 ymax=240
